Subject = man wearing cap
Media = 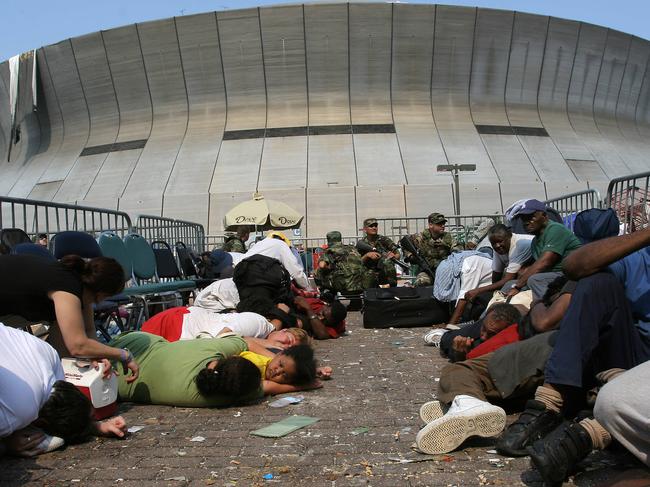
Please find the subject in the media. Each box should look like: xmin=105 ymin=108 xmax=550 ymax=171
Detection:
xmin=408 ymin=213 xmax=460 ymax=287
xmin=357 ymin=218 xmax=400 ymax=287
xmin=315 ymin=231 xmax=376 ymax=294
xmin=221 ymin=225 xmax=251 ymax=253
xmin=506 ymin=199 xmax=581 ymax=300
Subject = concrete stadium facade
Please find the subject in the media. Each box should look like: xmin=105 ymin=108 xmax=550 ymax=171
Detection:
xmin=1 ymin=2 xmax=650 ymax=237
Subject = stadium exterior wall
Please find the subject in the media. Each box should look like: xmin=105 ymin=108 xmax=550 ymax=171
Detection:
xmin=1 ymin=2 xmax=649 ymax=238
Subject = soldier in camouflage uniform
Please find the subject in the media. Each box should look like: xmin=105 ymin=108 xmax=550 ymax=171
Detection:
xmin=357 ymin=217 xmax=400 ymax=287
xmin=408 ymin=213 xmax=461 ymax=287
xmin=314 ymin=231 xmax=376 ymax=294
xmin=221 ymin=225 xmax=251 ymax=253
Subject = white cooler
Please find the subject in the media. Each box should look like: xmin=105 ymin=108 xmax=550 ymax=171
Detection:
xmin=62 ymin=358 xmax=118 ymax=420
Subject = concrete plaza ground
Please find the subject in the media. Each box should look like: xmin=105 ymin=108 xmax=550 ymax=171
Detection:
xmin=0 ymin=313 xmax=646 ymax=486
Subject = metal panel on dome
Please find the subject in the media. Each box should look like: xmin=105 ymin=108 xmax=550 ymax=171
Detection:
xmin=349 ymin=3 xmax=392 ymax=125
xmin=37 ymin=41 xmax=89 ymax=198
xmin=500 ymin=182 xmax=547 ymax=210
xmin=208 ymin=191 xmax=252 ymax=235
xmin=431 ymin=5 xmax=497 ymax=182
xmin=259 ymin=5 xmax=308 ymax=128
xmin=616 ymin=38 xmax=650 ymax=171
xmin=56 ymin=33 xmax=119 ymax=204
xmin=0 ymin=63 xmax=8 ymax=165
xmin=163 ymin=13 xmax=226 ymax=226
xmin=480 ymin=135 xmax=539 ymax=182
xmin=391 ymin=4 xmax=448 ymax=184
xmin=9 ymin=50 xmax=64 ymax=199
xmin=306 ymin=186 xmax=357 ymax=238
xmin=545 ymin=181 xmax=590 ymax=199
xmin=537 ymin=19 xmax=593 ymax=162
xmin=120 ymin=18 xmax=188 ymax=217
xmin=306 ymin=134 xmax=356 ymax=187
xmin=458 ymin=182 xmax=502 ymax=214
xmin=355 ymin=186 xmax=406 ymax=230
xmin=84 ymin=25 xmax=151 ymax=205
xmin=304 ymin=3 xmax=350 ymax=125
xmin=354 ymin=134 xmax=405 ymax=186
xmin=210 ymin=139 xmax=263 ymax=194
xmin=258 ymin=136 xmax=308 ymax=189
xmin=568 ymin=24 xmax=631 ymax=178
xmin=261 ymin=187 xmax=307 ymax=235
xmin=218 ymin=8 xmax=266 ymax=131
xmin=593 ymin=31 xmax=646 ymax=172
xmin=404 ymin=184 xmax=455 ymax=218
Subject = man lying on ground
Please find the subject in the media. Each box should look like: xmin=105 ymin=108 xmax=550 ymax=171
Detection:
xmin=0 ymin=324 xmax=127 ymax=457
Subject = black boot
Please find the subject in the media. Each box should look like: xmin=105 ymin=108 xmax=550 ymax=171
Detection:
xmin=495 ymin=400 xmax=563 ymax=456
xmin=528 ymin=421 xmax=593 ymax=486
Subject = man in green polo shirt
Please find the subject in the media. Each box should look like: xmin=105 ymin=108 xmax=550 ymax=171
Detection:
xmin=109 ymin=332 xmax=263 ymax=407
xmin=507 ymin=199 xmax=581 ymax=300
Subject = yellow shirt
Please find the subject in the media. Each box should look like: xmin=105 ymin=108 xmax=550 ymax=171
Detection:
xmin=240 ymin=351 xmax=272 ymax=379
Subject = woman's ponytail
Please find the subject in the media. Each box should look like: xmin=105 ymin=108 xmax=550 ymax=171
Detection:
xmin=60 ymin=255 xmax=124 ymax=296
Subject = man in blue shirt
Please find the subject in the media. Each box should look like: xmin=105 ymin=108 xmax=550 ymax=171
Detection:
xmin=497 ymin=225 xmax=650 ymax=459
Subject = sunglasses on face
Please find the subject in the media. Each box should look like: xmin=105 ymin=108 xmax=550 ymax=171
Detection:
xmin=367 ymin=223 xmax=378 ymax=228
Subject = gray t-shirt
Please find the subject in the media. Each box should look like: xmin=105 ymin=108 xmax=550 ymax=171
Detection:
xmin=492 ymin=233 xmax=534 ymax=274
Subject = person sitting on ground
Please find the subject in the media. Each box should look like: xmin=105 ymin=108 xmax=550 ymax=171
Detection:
xmin=414 ymin=278 xmax=576 ymax=455
xmin=463 ymin=224 xmax=533 ymax=306
xmin=357 ymin=217 xmax=400 ymax=287
xmin=0 ymin=324 xmax=128 ymax=457
xmin=109 ymin=331 xmax=263 ymax=407
xmin=504 ymin=199 xmax=581 ymax=300
xmin=239 ymin=344 xmax=330 ymax=396
xmin=496 ymin=223 xmax=650 ymax=458
xmin=0 ymin=254 xmax=139 ymax=381
xmin=405 ymin=213 xmax=462 ymax=287
xmin=315 ymin=231 xmax=376 ymax=295
xmin=434 ymin=249 xmax=493 ymax=324
xmin=527 ymin=362 xmax=650 ymax=486
xmin=221 ymin=225 xmax=251 ymax=253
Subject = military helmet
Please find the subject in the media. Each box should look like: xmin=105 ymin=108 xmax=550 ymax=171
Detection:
xmin=326 ymin=230 xmax=342 ymax=244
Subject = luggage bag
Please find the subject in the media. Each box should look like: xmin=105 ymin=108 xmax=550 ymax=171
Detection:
xmin=362 ymin=286 xmax=449 ymax=329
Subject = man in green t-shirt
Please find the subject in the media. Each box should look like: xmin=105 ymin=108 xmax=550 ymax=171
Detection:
xmin=109 ymin=332 xmax=263 ymax=407
xmin=506 ymin=200 xmax=581 ymax=300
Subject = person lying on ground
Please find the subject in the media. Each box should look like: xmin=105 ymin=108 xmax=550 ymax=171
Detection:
xmin=496 ymin=223 xmax=650 ymax=457
xmin=0 ymin=324 xmax=128 ymax=457
xmin=140 ymin=305 xmax=309 ymax=349
xmin=109 ymin=332 xmax=263 ymax=407
xmin=527 ymin=362 xmax=650 ymax=486
xmin=0 ymin=254 xmax=138 ymax=382
xmin=504 ymin=199 xmax=581 ymax=300
xmin=239 ymin=344 xmax=331 ymax=396
xmin=292 ymin=295 xmax=348 ymax=339
xmin=463 ymin=224 xmax=533 ymax=304
xmin=434 ymin=250 xmax=493 ymax=325
xmin=414 ymin=278 xmax=576 ymax=455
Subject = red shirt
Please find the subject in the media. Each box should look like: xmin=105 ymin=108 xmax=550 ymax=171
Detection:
xmin=467 ymin=324 xmax=520 ymax=359
xmin=305 ymin=297 xmax=346 ymax=338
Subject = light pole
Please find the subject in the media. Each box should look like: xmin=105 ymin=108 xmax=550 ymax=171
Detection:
xmin=436 ymin=164 xmax=477 ymax=216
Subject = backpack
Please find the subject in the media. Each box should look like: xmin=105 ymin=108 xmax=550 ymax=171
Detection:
xmin=233 ymin=254 xmax=292 ymax=302
xmin=573 ymin=208 xmax=620 ymax=244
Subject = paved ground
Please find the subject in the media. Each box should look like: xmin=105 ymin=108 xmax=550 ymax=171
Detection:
xmin=1 ymin=313 xmax=646 ymax=487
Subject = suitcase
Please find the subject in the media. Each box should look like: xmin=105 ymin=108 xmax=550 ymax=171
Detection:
xmin=362 ymin=286 xmax=449 ymax=328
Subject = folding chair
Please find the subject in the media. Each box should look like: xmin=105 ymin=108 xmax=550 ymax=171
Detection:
xmin=151 ymin=240 xmax=204 ymax=298
xmin=173 ymin=241 xmax=217 ymax=289
xmin=11 ymin=243 xmax=55 ymax=260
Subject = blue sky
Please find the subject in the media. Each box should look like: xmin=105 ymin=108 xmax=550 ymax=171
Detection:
xmin=2 ymin=0 xmax=649 ymax=62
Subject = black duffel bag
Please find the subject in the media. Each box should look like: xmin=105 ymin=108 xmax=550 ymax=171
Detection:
xmin=362 ymin=286 xmax=449 ymax=329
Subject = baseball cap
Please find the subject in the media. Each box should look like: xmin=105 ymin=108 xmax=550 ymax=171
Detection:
xmin=517 ymin=199 xmax=547 ymax=215
xmin=363 ymin=218 xmax=378 ymax=227
xmin=428 ymin=212 xmax=447 ymax=224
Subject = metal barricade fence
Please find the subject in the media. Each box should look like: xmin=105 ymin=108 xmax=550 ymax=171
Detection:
xmin=0 ymin=195 xmax=133 ymax=240
xmin=136 ymin=215 xmax=206 ymax=253
xmin=544 ymin=189 xmax=602 ymax=226
xmin=606 ymin=171 xmax=650 ymax=234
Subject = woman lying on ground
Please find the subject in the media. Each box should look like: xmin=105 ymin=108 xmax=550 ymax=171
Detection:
xmin=0 ymin=324 xmax=128 ymax=457
xmin=0 ymin=254 xmax=138 ymax=382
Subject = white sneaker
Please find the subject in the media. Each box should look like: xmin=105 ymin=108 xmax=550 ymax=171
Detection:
xmin=419 ymin=400 xmax=447 ymax=423
xmin=423 ymin=329 xmax=447 ymax=347
xmin=415 ymin=395 xmax=506 ymax=454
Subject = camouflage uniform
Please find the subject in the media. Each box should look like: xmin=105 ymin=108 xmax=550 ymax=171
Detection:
xmin=221 ymin=235 xmax=246 ymax=253
xmin=358 ymin=234 xmax=400 ymax=287
xmin=411 ymin=229 xmax=458 ymax=287
xmin=315 ymin=231 xmax=376 ymax=294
